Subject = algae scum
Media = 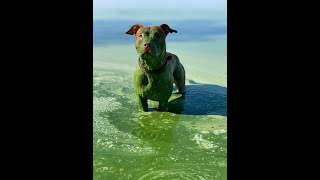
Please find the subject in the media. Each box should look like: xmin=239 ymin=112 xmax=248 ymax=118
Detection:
xmin=93 ymin=18 xmax=227 ymax=179
xmin=93 ymin=69 xmax=227 ymax=179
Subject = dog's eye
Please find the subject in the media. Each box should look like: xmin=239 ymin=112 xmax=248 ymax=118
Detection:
xmin=139 ymin=34 xmax=142 ymax=38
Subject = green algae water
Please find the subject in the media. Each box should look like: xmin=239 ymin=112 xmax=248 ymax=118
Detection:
xmin=93 ymin=19 xmax=227 ymax=179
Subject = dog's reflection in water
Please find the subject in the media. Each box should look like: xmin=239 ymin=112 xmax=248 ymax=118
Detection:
xmin=130 ymin=93 xmax=185 ymax=143
xmin=131 ymin=111 xmax=181 ymax=143
xmin=130 ymin=95 xmax=187 ymax=175
xmin=130 ymin=94 xmax=185 ymax=146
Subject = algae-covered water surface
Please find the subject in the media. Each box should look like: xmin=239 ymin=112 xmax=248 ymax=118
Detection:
xmin=93 ymin=14 xmax=227 ymax=179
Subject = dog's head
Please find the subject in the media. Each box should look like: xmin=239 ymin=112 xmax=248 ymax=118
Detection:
xmin=126 ymin=24 xmax=177 ymax=60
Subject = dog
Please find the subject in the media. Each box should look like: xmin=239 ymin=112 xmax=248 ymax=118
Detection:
xmin=126 ymin=24 xmax=186 ymax=112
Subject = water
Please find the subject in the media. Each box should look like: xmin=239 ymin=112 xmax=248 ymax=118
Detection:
xmin=93 ymin=20 xmax=226 ymax=45
xmin=93 ymin=18 xmax=227 ymax=179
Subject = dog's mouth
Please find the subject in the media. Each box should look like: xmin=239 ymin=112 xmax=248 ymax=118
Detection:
xmin=142 ymin=47 xmax=152 ymax=54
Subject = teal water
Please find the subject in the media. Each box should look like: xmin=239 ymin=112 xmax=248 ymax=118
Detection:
xmin=93 ymin=19 xmax=227 ymax=179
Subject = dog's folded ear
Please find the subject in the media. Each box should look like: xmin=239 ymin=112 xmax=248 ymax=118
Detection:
xmin=126 ymin=24 xmax=143 ymax=35
xmin=160 ymin=24 xmax=177 ymax=36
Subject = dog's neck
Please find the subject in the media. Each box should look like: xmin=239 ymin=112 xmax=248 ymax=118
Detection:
xmin=139 ymin=52 xmax=170 ymax=74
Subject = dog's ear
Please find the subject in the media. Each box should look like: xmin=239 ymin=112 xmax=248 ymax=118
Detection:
xmin=160 ymin=24 xmax=177 ymax=36
xmin=126 ymin=24 xmax=143 ymax=35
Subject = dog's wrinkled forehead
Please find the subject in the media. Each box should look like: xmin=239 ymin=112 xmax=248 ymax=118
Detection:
xmin=137 ymin=26 xmax=165 ymax=36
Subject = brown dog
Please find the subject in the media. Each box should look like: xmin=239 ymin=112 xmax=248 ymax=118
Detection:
xmin=126 ymin=24 xmax=186 ymax=112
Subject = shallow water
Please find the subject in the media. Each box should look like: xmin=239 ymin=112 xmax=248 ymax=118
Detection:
xmin=93 ymin=20 xmax=227 ymax=179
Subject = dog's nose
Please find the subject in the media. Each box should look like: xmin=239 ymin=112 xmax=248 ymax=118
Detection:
xmin=143 ymin=43 xmax=149 ymax=47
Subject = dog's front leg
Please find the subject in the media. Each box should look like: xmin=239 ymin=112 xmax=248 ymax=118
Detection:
xmin=158 ymin=101 xmax=169 ymax=111
xmin=137 ymin=95 xmax=148 ymax=112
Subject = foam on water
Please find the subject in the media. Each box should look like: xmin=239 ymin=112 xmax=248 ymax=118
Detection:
xmin=137 ymin=166 xmax=224 ymax=180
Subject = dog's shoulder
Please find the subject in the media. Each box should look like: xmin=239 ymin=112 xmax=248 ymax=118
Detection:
xmin=166 ymin=52 xmax=179 ymax=61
